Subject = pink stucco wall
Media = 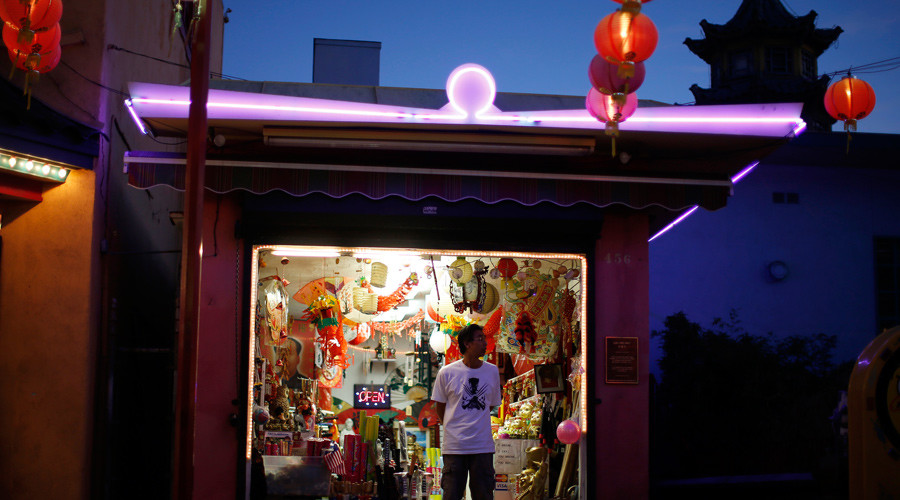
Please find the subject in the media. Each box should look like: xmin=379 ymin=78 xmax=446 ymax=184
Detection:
xmin=195 ymin=193 xmax=245 ymax=498
xmin=593 ymin=214 xmax=651 ymax=499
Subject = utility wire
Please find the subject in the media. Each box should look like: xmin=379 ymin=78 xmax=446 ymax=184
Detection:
xmin=823 ymin=56 xmax=900 ymax=78
xmin=107 ymin=44 xmax=247 ymax=80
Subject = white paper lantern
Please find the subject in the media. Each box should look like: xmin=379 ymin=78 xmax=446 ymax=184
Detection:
xmin=429 ymin=332 xmax=452 ymax=354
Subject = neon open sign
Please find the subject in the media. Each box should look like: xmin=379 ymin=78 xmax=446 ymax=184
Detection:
xmin=353 ymin=384 xmax=391 ymax=409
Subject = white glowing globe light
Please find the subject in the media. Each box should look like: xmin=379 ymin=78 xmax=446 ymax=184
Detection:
xmin=429 ymin=332 xmax=451 ymax=354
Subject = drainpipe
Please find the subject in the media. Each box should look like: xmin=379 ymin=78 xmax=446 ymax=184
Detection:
xmin=173 ymin=0 xmax=210 ymax=498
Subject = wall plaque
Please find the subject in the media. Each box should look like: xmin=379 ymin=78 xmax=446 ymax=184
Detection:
xmin=605 ymin=337 xmax=638 ymax=384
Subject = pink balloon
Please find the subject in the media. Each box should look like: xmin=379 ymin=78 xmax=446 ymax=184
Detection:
xmin=556 ymin=419 xmax=581 ymax=444
xmin=589 ymin=55 xmax=645 ymax=95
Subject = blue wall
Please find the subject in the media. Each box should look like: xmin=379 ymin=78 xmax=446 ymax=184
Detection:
xmin=649 ymin=133 xmax=900 ymax=368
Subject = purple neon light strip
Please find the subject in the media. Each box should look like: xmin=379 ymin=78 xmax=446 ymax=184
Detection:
xmin=647 ymin=161 xmax=762 ymax=242
xmin=124 ymin=99 xmax=148 ymax=135
xmin=128 ymin=84 xmax=805 ymax=136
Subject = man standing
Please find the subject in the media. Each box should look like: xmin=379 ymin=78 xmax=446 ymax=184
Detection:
xmin=432 ymin=324 xmax=502 ymax=500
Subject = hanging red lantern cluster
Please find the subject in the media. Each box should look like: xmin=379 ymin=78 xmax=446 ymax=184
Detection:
xmin=0 ymin=0 xmax=63 ymax=107
xmin=588 ymin=0 xmax=656 ymax=156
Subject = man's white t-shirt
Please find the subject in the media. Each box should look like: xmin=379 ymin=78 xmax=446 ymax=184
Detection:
xmin=431 ymin=359 xmax=502 ymax=454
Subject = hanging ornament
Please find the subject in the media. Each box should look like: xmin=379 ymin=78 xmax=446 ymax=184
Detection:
xmin=594 ymin=7 xmax=658 ymax=78
xmin=589 ymin=55 xmax=645 ymax=98
xmin=0 ymin=0 xmax=63 ymax=35
xmin=824 ymin=74 xmax=876 ymax=152
xmin=586 ymin=87 xmax=638 ymax=157
xmin=2 ymin=20 xmax=59 ymax=107
xmin=429 ymin=331 xmax=452 ymax=354
xmin=497 ymin=258 xmax=518 ymax=291
xmin=449 ymin=257 xmax=473 ymax=285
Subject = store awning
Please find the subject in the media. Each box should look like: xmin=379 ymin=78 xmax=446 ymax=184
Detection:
xmin=125 ymin=151 xmax=732 ymax=211
xmin=123 ymin=73 xmax=804 ymax=212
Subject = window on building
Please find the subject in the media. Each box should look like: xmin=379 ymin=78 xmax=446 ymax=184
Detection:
xmin=875 ymin=237 xmax=900 ymax=332
xmin=772 ymin=192 xmax=800 ymax=204
xmin=766 ymin=47 xmax=792 ymax=74
xmin=801 ymin=51 xmax=816 ymax=80
xmin=730 ymin=51 xmax=753 ymax=77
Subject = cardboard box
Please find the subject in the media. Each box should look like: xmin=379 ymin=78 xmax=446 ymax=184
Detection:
xmin=493 ymin=439 xmax=539 ymax=474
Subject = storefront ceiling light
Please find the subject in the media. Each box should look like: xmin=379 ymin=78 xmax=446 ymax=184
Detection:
xmin=269 ymin=247 xmax=341 ymax=257
xmin=0 ymin=151 xmax=71 ymax=183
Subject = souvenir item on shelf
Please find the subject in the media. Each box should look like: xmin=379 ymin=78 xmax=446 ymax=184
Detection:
xmin=260 ymin=275 xmax=290 ymax=344
xmin=516 ymin=446 xmax=549 ymax=500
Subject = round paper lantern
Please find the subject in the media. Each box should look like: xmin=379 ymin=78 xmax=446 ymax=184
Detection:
xmin=589 ymin=55 xmax=645 ymax=95
xmin=477 ymin=283 xmax=499 ymax=314
xmin=497 ymin=258 xmax=518 ymax=290
xmin=586 ymin=87 xmax=638 ymax=157
xmin=449 ymin=257 xmax=473 ymax=285
xmin=0 ymin=0 xmax=63 ymax=31
xmin=824 ymin=75 xmax=876 ymax=131
xmin=3 ymin=21 xmax=59 ymax=56
xmin=556 ymin=419 xmax=581 ymax=444
xmin=429 ymin=331 xmax=452 ymax=354
xmin=594 ymin=10 xmax=658 ymax=70
xmin=586 ymin=87 xmax=638 ymax=124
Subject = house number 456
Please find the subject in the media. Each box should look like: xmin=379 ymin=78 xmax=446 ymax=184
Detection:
xmin=604 ymin=253 xmax=631 ymax=264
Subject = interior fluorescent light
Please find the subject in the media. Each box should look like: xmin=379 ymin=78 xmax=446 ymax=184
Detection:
xmin=270 ymin=248 xmax=341 ymax=257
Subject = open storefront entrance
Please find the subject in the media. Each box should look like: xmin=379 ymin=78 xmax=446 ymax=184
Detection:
xmin=248 ymin=245 xmax=587 ymax=499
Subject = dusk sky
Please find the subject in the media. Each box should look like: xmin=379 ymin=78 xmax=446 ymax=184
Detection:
xmin=221 ymin=0 xmax=898 ymax=134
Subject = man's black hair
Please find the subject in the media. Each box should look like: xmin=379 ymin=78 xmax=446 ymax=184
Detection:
xmin=456 ymin=324 xmax=484 ymax=355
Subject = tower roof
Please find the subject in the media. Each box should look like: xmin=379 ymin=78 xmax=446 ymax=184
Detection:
xmin=685 ymin=0 xmax=842 ymax=64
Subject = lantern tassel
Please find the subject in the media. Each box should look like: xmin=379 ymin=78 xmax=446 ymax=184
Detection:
xmin=605 ymin=121 xmax=620 ymax=157
xmin=843 ymin=119 xmax=857 ymax=154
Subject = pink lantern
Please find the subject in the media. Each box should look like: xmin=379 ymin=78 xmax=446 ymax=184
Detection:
xmin=586 ymin=87 xmax=638 ymax=123
xmin=589 ymin=55 xmax=645 ymax=95
xmin=556 ymin=419 xmax=581 ymax=444
xmin=586 ymin=87 xmax=638 ymax=157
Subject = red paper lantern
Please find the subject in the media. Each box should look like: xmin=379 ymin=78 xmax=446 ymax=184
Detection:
xmin=0 ymin=0 xmax=62 ymax=30
xmin=824 ymin=75 xmax=876 ymax=131
xmin=589 ymin=55 xmax=645 ymax=95
xmin=3 ymin=21 xmax=58 ymax=56
xmin=594 ymin=10 xmax=658 ymax=73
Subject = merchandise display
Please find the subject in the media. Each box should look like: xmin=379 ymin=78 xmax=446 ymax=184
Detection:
xmin=249 ymin=247 xmax=585 ymax=499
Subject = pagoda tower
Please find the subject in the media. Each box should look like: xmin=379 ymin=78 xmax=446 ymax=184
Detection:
xmin=684 ymin=0 xmax=843 ymax=131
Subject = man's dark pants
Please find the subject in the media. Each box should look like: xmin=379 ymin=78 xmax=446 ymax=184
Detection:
xmin=441 ymin=453 xmax=495 ymax=500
